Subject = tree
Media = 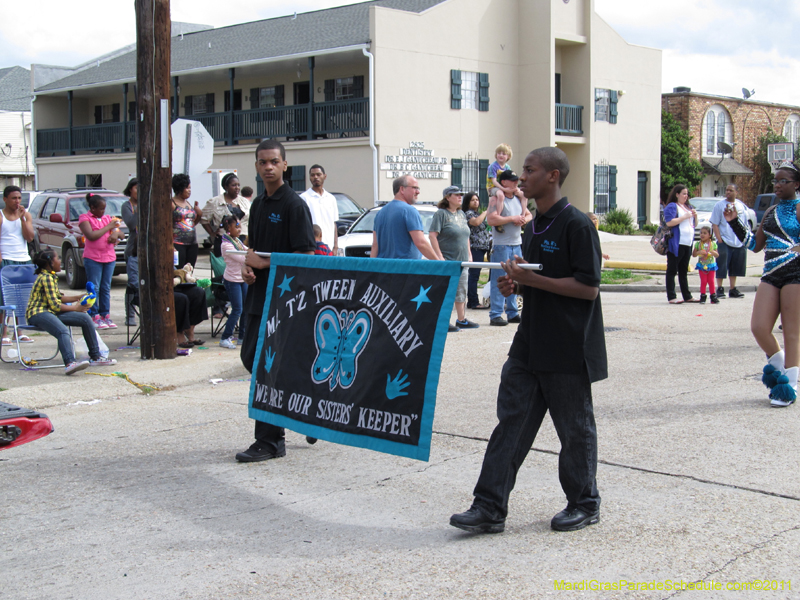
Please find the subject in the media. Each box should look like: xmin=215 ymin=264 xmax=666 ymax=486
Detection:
xmin=660 ymin=110 xmax=704 ymax=202
xmin=751 ymin=129 xmax=800 ymax=196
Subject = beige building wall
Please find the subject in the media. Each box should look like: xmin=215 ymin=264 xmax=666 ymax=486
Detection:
xmin=591 ymin=14 xmax=661 ymax=223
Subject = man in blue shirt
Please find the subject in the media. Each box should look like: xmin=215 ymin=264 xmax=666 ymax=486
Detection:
xmin=371 ymin=175 xmax=439 ymax=260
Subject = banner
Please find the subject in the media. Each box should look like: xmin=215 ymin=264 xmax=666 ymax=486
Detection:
xmin=248 ymin=254 xmax=462 ymax=461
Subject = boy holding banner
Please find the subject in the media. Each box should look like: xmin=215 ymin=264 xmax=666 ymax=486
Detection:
xmin=450 ymin=147 xmax=607 ymax=534
xmin=236 ymin=140 xmax=316 ymax=463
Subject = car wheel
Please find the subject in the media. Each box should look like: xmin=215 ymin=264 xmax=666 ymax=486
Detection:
xmin=65 ymin=248 xmax=87 ymax=289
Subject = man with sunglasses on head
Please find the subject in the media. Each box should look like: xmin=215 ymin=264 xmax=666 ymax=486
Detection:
xmin=710 ymin=184 xmax=748 ymax=299
xmin=371 ymin=175 xmax=439 ymax=260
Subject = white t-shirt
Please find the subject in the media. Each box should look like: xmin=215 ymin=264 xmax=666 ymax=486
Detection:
xmin=677 ymin=203 xmax=695 ymax=246
xmin=300 ymin=188 xmax=339 ymax=248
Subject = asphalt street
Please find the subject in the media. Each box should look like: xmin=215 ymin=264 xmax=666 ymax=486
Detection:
xmin=2 ymin=236 xmax=798 ymax=600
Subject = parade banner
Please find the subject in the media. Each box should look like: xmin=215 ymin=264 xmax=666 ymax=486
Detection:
xmin=248 ymin=254 xmax=462 ymax=461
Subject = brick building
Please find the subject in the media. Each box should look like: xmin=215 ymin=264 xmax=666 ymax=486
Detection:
xmin=662 ymin=87 xmax=800 ymax=203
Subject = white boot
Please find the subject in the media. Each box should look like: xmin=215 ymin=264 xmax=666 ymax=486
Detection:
xmin=763 ymin=350 xmax=785 ymax=389
xmin=771 ymin=366 xmax=798 ymax=407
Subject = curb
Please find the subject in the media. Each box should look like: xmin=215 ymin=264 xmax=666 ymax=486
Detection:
xmin=600 ymin=284 xmax=759 ymax=293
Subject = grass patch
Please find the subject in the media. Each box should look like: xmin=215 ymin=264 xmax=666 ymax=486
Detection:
xmin=601 ymin=268 xmax=650 ymax=284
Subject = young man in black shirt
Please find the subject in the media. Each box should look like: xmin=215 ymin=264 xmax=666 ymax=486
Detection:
xmin=450 ymin=147 xmax=607 ymax=533
xmin=236 ymin=140 xmax=316 ymax=462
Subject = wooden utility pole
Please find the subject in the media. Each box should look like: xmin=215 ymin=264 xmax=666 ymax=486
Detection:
xmin=135 ymin=0 xmax=176 ymax=359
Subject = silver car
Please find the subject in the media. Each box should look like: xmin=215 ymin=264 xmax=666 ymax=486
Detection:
xmin=690 ymin=197 xmax=756 ymax=239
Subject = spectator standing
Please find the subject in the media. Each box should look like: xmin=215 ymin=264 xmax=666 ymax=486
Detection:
xmin=1 ymin=185 xmax=35 ymax=346
xmin=486 ymin=170 xmax=531 ymax=325
xmin=300 ymin=165 xmax=339 ymax=255
xmin=121 ymin=178 xmax=139 ymax=326
xmin=78 ymin=193 xmax=121 ymax=329
xmin=463 ymin=191 xmax=490 ymax=310
xmin=200 ymin=173 xmax=250 ymax=257
xmin=710 ymin=184 xmax=748 ymax=299
xmin=371 ymin=175 xmax=439 ymax=260
xmin=663 ymin=185 xmax=699 ymax=304
xmin=235 ymin=140 xmax=316 ymax=463
xmin=429 ymin=185 xmax=478 ymax=331
xmin=218 ymin=216 xmax=248 ymax=350
xmin=171 ymin=173 xmax=203 ymax=268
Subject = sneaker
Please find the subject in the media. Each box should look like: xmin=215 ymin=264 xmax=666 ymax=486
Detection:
xmin=716 ymin=286 xmax=726 ymax=298
xmin=92 ymin=314 xmax=103 ymax=328
xmin=89 ymin=358 xmax=117 ymax=367
xmin=699 ymin=294 xmax=707 ymax=304
xmin=65 ymin=361 xmax=89 ymax=375
xmin=219 ymin=338 xmax=237 ymax=349
xmin=450 ymin=506 xmax=505 ymax=534
xmin=728 ymin=288 xmax=745 ymax=298
xmin=490 ymin=317 xmax=508 ymax=326
xmin=306 ymin=436 xmax=318 ymax=445
xmin=235 ymin=442 xmax=286 ymax=462
xmin=447 ymin=324 xmax=460 ymax=333
xmin=456 ymin=319 xmax=480 ymax=329
xmin=710 ymin=293 xmax=719 ymax=304
xmin=507 ymin=315 xmax=521 ymax=324
xmin=551 ymin=505 xmax=600 ymax=532
xmin=103 ymin=317 xmax=117 ymax=329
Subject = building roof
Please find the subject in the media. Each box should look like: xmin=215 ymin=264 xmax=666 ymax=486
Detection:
xmin=702 ymin=157 xmax=753 ymax=176
xmin=0 ymin=66 xmax=32 ymax=111
xmin=663 ymin=89 xmax=800 ymax=112
xmin=36 ymin=0 xmax=446 ymax=93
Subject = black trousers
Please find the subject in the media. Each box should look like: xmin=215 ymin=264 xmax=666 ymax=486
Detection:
xmin=472 ymin=357 xmax=600 ymax=520
xmin=175 ymin=243 xmax=199 ymax=269
xmin=173 ymin=283 xmax=208 ymax=332
xmin=241 ymin=312 xmax=285 ymax=452
xmin=666 ymin=244 xmax=692 ymax=301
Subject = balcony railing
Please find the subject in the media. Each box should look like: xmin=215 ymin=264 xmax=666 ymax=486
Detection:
xmin=36 ymin=98 xmax=370 ymax=156
xmin=555 ymin=103 xmax=583 ymax=135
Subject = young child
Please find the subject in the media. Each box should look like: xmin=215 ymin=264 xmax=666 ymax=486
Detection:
xmin=218 ymin=216 xmax=248 ymax=350
xmin=25 ymin=250 xmax=117 ymax=375
xmin=313 ymin=224 xmax=334 ymax=256
xmin=585 ymin=212 xmax=610 ymax=260
xmin=692 ymin=225 xmax=719 ymax=304
xmin=487 ymin=143 xmax=526 ymax=229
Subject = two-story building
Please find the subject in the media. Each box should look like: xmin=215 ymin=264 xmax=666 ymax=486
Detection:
xmin=662 ymin=87 xmax=800 ymax=202
xmin=0 ymin=66 xmax=35 ymax=191
xmin=32 ymin=0 xmax=662 ymax=225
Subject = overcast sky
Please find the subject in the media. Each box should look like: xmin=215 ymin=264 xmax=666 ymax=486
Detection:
xmin=1 ymin=0 xmax=798 ymax=106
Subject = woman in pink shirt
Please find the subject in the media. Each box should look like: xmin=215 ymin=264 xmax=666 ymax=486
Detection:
xmin=218 ymin=216 xmax=248 ymax=349
xmin=78 ymin=194 xmax=121 ymax=329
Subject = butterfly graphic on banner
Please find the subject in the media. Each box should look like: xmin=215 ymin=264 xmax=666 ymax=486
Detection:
xmin=311 ymin=307 xmax=373 ymax=391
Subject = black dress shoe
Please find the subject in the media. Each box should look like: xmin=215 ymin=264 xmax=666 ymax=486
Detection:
xmin=235 ymin=442 xmax=286 ymax=462
xmin=306 ymin=436 xmax=318 ymax=445
xmin=450 ymin=506 xmax=505 ymax=533
xmin=507 ymin=315 xmax=521 ymax=323
xmin=550 ymin=505 xmax=600 ymax=531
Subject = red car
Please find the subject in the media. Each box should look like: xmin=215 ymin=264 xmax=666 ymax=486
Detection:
xmin=29 ymin=188 xmax=129 ymax=289
xmin=0 ymin=401 xmax=53 ymax=451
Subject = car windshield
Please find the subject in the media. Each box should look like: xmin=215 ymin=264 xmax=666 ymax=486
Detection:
xmin=69 ymin=196 xmax=128 ymax=221
xmin=690 ymin=199 xmax=719 ymax=212
xmin=348 ymin=208 xmax=435 ymax=234
xmin=335 ymin=194 xmax=364 ymax=219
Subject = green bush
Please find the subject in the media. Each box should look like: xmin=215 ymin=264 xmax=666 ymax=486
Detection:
xmin=604 ymin=208 xmax=634 ymax=229
xmin=598 ymin=223 xmax=629 ymax=235
xmin=641 ymin=223 xmax=658 ymax=234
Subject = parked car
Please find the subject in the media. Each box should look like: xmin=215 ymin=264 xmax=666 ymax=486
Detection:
xmin=332 ymin=192 xmax=367 ymax=236
xmin=337 ymin=202 xmax=438 ymax=257
xmin=29 ymin=189 xmax=128 ymax=289
xmin=690 ymin=197 xmax=756 ymax=239
xmin=0 ymin=190 xmax=42 ymax=210
xmin=754 ymin=193 xmax=778 ymax=225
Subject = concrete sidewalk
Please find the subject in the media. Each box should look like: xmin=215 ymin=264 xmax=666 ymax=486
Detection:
xmin=2 ymin=246 xmax=797 ymax=600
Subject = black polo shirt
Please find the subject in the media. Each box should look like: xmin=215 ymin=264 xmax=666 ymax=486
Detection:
xmin=244 ymin=182 xmax=316 ymax=316
xmin=508 ymin=197 xmax=608 ymax=382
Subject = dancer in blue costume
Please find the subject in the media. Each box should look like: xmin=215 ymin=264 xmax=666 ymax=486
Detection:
xmin=725 ymin=161 xmax=800 ymax=407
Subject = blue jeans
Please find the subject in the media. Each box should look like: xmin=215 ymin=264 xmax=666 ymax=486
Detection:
xmin=83 ymin=258 xmax=115 ymax=317
xmin=472 ymin=357 xmax=600 ymax=520
xmin=222 ymin=279 xmax=247 ymax=340
xmin=28 ymin=310 xmax=100 ymax=365
xmin=489 ymin=244 xmax=520 ymax=320
xmin=468 ymin=247 xmax=489 ymax=307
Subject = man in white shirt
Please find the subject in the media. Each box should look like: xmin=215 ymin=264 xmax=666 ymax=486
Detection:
xmin=300 ymin=165 xmax=339 ymax=255
xmin=709 ymin=184 xmax=748 ymax=299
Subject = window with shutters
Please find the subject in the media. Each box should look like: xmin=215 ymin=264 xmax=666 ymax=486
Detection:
xmin=461 ymin=72 xmax=479 ymax=110
xmin=450 ymin=70 xmax=489 ymax=111
xmin=594 ymin=163 xmax=610 ymax=214
xmin=595 ymin=89 xmax=609 ymax=122
xmin=192 ymin=96 xmax=209 ymax=115
xmin=335 ymin=77 xmax=354 ymax=100
xmin=258 ymin=87 xmax=277 ymax=108
xmin=95 ymin=104 xmax=120 ymax=124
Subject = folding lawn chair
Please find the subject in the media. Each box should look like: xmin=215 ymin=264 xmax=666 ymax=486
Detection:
xmin=207 ymin=253 xmax=230 ymax=338
xmin=0 ymin=264 xmax=72 ymax=369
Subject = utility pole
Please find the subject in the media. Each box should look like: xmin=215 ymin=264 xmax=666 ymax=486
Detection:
xmin=135 ymin=0 xmax=176 ymax=359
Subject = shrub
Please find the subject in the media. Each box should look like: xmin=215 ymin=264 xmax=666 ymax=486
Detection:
xmin=598 ymin=223 xmax=629 ymax=235
xmin=603 ymin=208 xmax=634 ymax=230
xmin=641 ymin=223 xmax=658 ymax=234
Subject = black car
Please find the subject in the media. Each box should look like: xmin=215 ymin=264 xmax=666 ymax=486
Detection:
xmin=332 ymin=192 xmax=367 ymax=235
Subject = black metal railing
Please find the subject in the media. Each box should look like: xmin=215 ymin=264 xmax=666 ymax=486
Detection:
xmin=36 ymin=98 xmax=370 ymax=156
xmin=555 ymin=103 xmax=583 ymax=135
